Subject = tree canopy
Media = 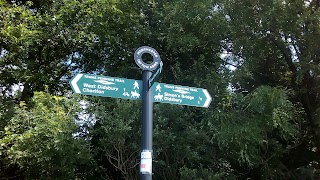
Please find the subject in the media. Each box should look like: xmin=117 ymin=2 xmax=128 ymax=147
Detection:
xmin=1 ymin=0 xmax=320 ymax=179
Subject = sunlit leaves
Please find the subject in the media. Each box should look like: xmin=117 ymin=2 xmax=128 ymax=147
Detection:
xmin=0 ymin=92 xmax=92 ymax=178
xmin=213 ymin=86 xmax=301 ymax=177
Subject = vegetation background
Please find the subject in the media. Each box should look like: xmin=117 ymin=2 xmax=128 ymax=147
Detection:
xmin=1 ymin=0 xmax=320 ymax=179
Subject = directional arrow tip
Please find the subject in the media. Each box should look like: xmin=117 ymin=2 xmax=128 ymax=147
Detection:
xmin=70 ymin=74 xmax=83 ymax=93
xmin=203 ymin=89 xmax=212 ymax=108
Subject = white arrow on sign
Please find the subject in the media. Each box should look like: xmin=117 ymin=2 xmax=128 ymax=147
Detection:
xmin=202 ymin=89 xmax=212 ymax=108
xmin=70 ymin=74 xmax=83 ymax=93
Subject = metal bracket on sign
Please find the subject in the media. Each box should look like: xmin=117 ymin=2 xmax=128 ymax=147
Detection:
xmin=149 ymin=61 xmax=163 ymax=88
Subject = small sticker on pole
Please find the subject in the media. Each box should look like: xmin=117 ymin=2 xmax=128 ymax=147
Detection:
xmin=140 ymin=150 xmax=152 ymax=174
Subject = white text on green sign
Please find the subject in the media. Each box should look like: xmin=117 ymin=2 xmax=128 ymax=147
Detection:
xmin=152 ymin=82 xmax=211 ymax=108
xmin=70 ymin=73 xmax=212 ymax=107
xmin=70 ymin=74 xmax=142 ymax=100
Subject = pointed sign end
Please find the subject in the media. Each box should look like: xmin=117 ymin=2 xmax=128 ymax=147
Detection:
xmin=203 ymin=89 xmax=212 ymax=108
xmin=70 ymin=74 xmax=83 ymax=93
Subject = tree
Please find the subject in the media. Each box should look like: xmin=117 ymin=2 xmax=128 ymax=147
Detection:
xmin=0 ymin=92 xmax=93 ymax=179
xmin=212 ymin=86 xmax=302 ymax=178
xmin=0 ymin=0 xmax=130 ymax=101
xmin=1 ymin=0 xmax=319 ymax=179
xmin=87 ymin=98 xmax=141 ymax=180
xmin=217 ymin=0 xmax=320 ymax=178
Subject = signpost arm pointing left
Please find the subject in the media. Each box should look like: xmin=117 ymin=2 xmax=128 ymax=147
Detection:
xmin=70 ymin=74 xmax=83 ymax=93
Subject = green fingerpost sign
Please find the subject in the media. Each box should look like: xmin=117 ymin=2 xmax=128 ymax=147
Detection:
xmin=70 ymin=73 xmax=212 ymax=108
xmin=152 ymin=82 xmax=212 ymax=108
xmin=70 ymin=73 xmax=142 ymax=100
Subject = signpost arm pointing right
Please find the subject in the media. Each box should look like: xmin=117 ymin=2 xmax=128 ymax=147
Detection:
xmin=203 ymin=89 xmax=212 ymax=108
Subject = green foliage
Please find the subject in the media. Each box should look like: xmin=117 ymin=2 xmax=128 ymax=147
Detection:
xmin=218 ymin=0 xmax=320 ymax=177
xmin=213 ymin=86 xmax=301 ymax=178
xmin=0 ymin=0 xmax=122 ymax=100
xmin=0 ymin=92 xmax=93 ymax=179
xmin=153 ymin=104 xmax=235 ymax=179
xmin=0 ymin=96 xmax=15 ymax=136
xmin=87 ymin=98 xmax=141 ymax=180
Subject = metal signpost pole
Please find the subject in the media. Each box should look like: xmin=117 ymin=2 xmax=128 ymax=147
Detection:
xmin=134 ymin=46 xmax=161 ymax=180
xmin=141 ymin=70 xmax=153 ymax=180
